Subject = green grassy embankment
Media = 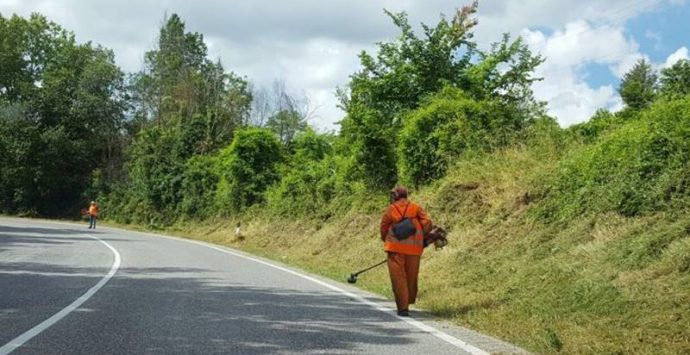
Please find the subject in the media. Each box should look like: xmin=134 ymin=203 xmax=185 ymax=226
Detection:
xmin=111 ymin=100 xmax=690 ymax=354
xmin=122 ymin=147 xmax=687 ymax=354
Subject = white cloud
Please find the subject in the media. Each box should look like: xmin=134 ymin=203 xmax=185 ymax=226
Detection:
xmin=664 ymin=47 xmax=689 ymax=67
xmin=522 ymin=21 xmax=643 ymax=125
xmin=0 ymin=0 xmax=682 ymax=129
xmin=473 ymin=0 xmax=673 ymax=45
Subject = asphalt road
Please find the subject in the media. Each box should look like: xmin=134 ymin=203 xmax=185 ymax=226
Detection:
xmin=0 ymin=217 xmax=525 ymax=354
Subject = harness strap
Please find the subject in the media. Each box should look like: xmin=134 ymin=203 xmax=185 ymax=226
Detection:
xmin=392 ymin=202 xmax=410 ymax=222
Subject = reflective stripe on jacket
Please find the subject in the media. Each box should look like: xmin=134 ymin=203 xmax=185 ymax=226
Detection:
xmin=380 ymin=200 xmax=431 ymax=256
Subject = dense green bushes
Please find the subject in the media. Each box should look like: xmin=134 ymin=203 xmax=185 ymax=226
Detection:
xmin=568 ymin=109 xmax=623 ymax=143
xmin=266 ymin=149 xmax=365 ymax=219
xmin=0 ymin=14 xmax=126 ymax=216
xmin=398 ymin=87 xmax=522 ymax=186
xmin=265 ymin=130 xmax=336 ymax=215
xmin=539 ymin=97 xmax=690 ymax=221
xmin=180 ymin=155 xmax=218 ymax=218
xmin=338 ymin=3 xmax=542 ymax=190
xmin=215 ymin=128 xmax=283 ymax=211
xmin=1 ymin=7 xmax=549 ymax=222
xmin=7 ymin=7 xmax=690 ymax=234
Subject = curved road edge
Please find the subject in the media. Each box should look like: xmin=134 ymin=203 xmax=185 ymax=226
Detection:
xmin=0 ymin=233 xmax=121 ymax=355
xmin=0 ymin=217 xmax=529 ymax=355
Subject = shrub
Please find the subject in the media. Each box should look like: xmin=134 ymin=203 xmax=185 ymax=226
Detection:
xmin=397 ymin=86 xmax=514 ymax=187
xmin=127 ymin=126 xmax=186 ymax=220
xmin=215 ymin=128 xmax=282 ymax=211
xmin=265 ymin=131 xmax=368 ymax=219
xmin=568 ymin=109 xmax=624 ymax=144
xmin=290 ymin=128 xmax=333 ymax=162
xmin=538 ymin=97 xmax=690 ymax=220
xmin=179 ymin=155 xmax=219 ymax=218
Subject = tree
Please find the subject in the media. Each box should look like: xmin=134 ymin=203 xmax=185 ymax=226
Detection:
xmin=130 ymin=14 xmax=251 ymax=152
xmin=338 ymin=2 xmax=542 ymax=188
xmin=338 ymin=4 xmax=480 ymax=188
xmin=0 ymin=13 xmax=126 ymax=216
xmin=251 ymin=80 xmax=313 ymax=144
xmin=216 ymin=128 xmax=283 ymax=210
xmin=660 ymin=59 xmax=690 ymax=98
xmin=619 ymin=59 xmax=658 ymax=110
xmin=466 ymin=33 xmax=544 ymax=112
xmin=117 ymin=13 xmax=253 ymax=222
xmin=266 ymin=110 xmax=308 ymax=145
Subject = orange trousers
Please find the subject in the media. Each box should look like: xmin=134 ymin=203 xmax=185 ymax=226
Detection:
xmin=387 ymin=252 xmax=421 ymax=311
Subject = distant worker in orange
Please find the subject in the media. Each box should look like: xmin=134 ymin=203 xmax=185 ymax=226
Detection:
xmin=380 ymin=186 xmax=432 ymax=317
xmin=88 ymin=201 xmax=99 ymax=229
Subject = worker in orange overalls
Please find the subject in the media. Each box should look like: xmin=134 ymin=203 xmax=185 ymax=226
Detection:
xmin=380 ymin=186 xmax=432 ymax=317
xmin=88 ymin=201 xmax=100 ymax=229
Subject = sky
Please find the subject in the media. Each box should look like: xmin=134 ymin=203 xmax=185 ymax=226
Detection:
xmin=1 ymin=0 xmax=688 ymax=130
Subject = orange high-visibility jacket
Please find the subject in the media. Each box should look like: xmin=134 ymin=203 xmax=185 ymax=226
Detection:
xmin=380 ymin=200 xmax=431 ymax=256
xmin=89 ymin=204 xmax=99 ymax=217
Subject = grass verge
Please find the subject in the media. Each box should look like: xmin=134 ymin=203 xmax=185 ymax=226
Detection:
xmin=107 ymin=146 xmax=690 ymax=354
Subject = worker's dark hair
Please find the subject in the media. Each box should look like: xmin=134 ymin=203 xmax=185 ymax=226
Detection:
xmin=390 ymin=186 xmax=408 ymax=201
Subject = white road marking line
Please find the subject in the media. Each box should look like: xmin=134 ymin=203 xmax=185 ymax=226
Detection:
xmin=146 ymin=233 xmax=489 ymax=355
xmin=0 ymin=219 xmax=492 ymax=354
xmin=0 ymin=234 xmax=121 ymax=355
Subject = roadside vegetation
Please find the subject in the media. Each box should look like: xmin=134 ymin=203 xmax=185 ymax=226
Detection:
xmin=1 ymin=2 xmax=689 ymax=353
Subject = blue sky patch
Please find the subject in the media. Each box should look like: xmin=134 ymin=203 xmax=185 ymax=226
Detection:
xmin=627 ymin=2 xmax=690 ymax=63
xmin=581 ymin=62 xmax=620 ymax=89
xmin=528 ymin=25 xmax=555 ymax=37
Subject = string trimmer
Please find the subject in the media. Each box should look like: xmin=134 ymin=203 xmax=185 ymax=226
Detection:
xmin=347 ymin=260 xmax=387 ymax=284
xmin=346 ymin=226 xmax=449 ymax=284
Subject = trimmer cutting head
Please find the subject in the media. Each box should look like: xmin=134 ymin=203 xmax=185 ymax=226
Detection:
xmin=347 ymin=274 xmax=358 ymax=284
xmin=347 ymin=259 xmax=387 ymax=284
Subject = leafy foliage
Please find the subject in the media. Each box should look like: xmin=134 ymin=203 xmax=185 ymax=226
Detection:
xmin=266 ymin=109 xmax=308 ymax=145
xmin=538 ymin=97 xmax=690 ymax=220
xmin=216 ymin=128 xmax=282 ymax=211
xmin=339 ymin=2 xmax=543 ymax=188
xmin=1 ymin=7 xmax=547 ymax=220
xmin=0 ymin=14 xmax=125 ymax=216
xmin=264 ymin=129 xmax=369 ymax=218
xmin=127 ymin=126 xmax=186 ymax=220
xmin=398 ymin=86 xmax=517 ymax=186
xmin=619 ymin=59 xmax=658 ymax=110
xmin=104 ymin=14 xmax=254 ymax=222
xmin=660 ymin=59 xmax=690 ymax=98
xmin=130 ymin=14 xmax=251 ymax=150
xmin=568 ymin=109 xmax=623 ymax=143
xmin=180 ymin=155 xmax=219 ymax=218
